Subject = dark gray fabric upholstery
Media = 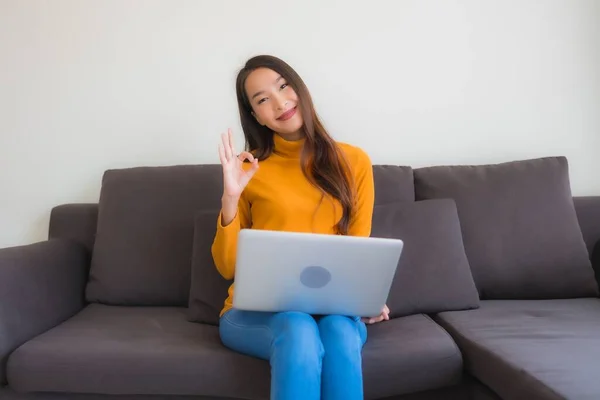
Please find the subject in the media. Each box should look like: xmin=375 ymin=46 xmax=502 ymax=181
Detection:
xmin=435 ymin=299 xmax=600 ymax=400
xmin=0 ymin=389 xmax=238 ymax=400
xmin=372 ymin=165 xmax=415 ymax=204
xmin=0 ymin=240 xmax=88 ymax=386
xmin=573 ymin=196 xmax=600 ymax=257
xmin=8 ymin=306 xmax=461 ymax=399
xmin=574 ymin=196 xmax=600 ymax=285
xmin=362 ymin=314 xmax=463 ymax=398
xmin=7 ymin=305 xmax=270 ymax=399
xmin=593 ymin=241 xmax=600 ymax=287
xmin=187 ymin=210 xmax=227 ymax=325
xmin=0 ymin=379 xmax=496 ymax=400
xmin=86 ymin=165 xmax=223 ymax=306
xmin=414 ymin=157 xmax=598 ymax=299
xmin=371 ymin=199 xmax=479 ymax=318
xmin=49 ymin=204 xmax=99 ymax=254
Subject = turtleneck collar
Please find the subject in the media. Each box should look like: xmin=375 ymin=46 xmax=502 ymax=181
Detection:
xmin=272 ymin=133 xmax=305 ymax=159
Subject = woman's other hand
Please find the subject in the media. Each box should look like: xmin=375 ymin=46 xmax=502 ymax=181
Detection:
xmin=362 ymin=304 xmax=390 ymax=325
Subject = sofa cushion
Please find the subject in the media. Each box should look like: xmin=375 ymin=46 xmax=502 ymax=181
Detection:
xmin=414 ymin=156 xmax=598 ymax=299
xmin=371 ymin=199 xmax=480 ymax=318
xmin=0 ymin=391 xmax=239 ymax=400
xmin=7 ymin=305 xmax=461 ymax=399
xmin=187 ymin=209 xmax=227 ymax=325
xmin=86 ymin=165 xmax=223 ymax=306
xmin=362 ymin=314 xmax=463 ymax=398
xmin=435 ymin=298 xmax=600 ymax=400
xmin=573 ymin=196 xmax=600 ymax=257
xmin=7 ymin=304 xmax=270 ymax=398
xmin=372 ymin=165 xmax=415 ymax=204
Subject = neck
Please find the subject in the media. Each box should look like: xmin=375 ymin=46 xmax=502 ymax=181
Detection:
xmin=276 ymin=130 xmax=304 ymax=141
xmin=272 ymin=132 xmax=305 ymax=159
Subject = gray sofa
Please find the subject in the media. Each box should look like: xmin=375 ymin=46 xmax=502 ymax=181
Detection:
xmin=1 ymin=156 xmax=599 ymax=400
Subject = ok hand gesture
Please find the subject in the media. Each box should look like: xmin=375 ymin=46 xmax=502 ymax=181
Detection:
xmin=218 ymin=128 xmax=259 ymax=199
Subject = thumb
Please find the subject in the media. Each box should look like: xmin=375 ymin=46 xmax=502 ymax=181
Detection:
xmin=247 ymin=159 xmax=259 ymax=178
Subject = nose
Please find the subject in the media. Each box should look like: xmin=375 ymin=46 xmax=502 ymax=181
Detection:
xmin=274 ymin=93 xmax=288 ymax=110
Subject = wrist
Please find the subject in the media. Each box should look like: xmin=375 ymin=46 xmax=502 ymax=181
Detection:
xmin=220 ymin=195 xmax=239 ymax=227
xmin=221 ymin=194 xmax=240 ymax=208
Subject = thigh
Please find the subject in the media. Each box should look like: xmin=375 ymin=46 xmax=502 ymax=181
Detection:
xmin=219 ymin=309 xmax=276 ymax=360
xmin=220 ymin=310 xmax=322 ymax=360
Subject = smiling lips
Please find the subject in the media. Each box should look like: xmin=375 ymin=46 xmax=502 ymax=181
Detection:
xmin=277 ymin=107 xmax=297 ymax=121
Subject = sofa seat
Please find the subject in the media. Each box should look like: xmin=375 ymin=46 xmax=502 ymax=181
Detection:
xmin=435 ymin=298 xmax=600 ymax=400
xmin=7 ymin=304 xmax=269 ymax=399
xmin=7 ymin=304 xmax=462 ymax=399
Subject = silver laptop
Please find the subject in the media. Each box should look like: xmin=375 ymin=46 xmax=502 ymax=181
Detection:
xmin=233 ymin=229 xmax=403 ymax=317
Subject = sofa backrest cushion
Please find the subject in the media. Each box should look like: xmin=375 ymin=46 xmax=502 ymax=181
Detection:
xmin=86 ymin=165 xmax=223 ymax=306
xmin=414 ymin=157 xmax=599 ymax=299
xmin=372 ymin=165 xmax=415 ymax=203
xmin=371 ymin=199 xmax=480 ymax=318
xmin=187 ymin=165 xmax=415 ymax=325
xmin=186 ymin=209 xmax=228 ymax=325
xmin=573 ymin=196 xmax=600 ymax=258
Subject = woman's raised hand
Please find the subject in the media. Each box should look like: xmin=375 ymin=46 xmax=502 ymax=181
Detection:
xmin=218 ymin=128 xmax=259 ymax=200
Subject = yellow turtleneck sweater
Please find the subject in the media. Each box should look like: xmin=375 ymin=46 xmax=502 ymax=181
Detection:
xmin=211 ymin=133 xmax=375 ymax=316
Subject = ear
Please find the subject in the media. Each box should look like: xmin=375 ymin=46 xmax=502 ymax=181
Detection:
xmin=252 ymin=111 xmax=266 ymax=126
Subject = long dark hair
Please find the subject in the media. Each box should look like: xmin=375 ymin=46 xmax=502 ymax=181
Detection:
xmin=235 ymin=55 xmax=355 ymax=235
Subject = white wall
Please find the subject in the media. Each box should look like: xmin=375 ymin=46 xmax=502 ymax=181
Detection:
xmin=1 ymin=0 xmax=599 ymax=248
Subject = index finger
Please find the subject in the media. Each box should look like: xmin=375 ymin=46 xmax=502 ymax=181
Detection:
xmin=238 ymin=151 xmax=255 ymax=163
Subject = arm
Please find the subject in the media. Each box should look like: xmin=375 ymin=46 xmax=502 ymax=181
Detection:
xmin=0 ymin=239 xmax=88 ymax=385
xmin=210 ymin=192 xmax=252 ymax=280
xmin=348 ymin=148 xmax=375 ymax=237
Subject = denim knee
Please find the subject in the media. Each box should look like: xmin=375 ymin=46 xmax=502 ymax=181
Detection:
xmin=318 ymin=315 xmax=365 ymax=355
xmin=271 ymin=311 xmax=324 ymax=363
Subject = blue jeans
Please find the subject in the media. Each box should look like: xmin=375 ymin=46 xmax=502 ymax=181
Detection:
xmin=219 ymin=309 xmax=368 ymax=400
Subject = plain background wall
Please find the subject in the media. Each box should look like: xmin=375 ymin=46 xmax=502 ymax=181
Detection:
xmin=1 ymin=0 xmax=599 ymax=248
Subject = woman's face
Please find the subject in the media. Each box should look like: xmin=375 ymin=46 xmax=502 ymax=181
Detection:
xmin=245 ymin=67 xmax=304 ymax=139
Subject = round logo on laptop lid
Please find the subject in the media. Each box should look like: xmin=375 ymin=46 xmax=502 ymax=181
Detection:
xmin=300 ymin=266 xmax=332 ymax=289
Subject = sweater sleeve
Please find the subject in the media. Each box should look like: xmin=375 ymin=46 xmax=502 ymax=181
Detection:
xmin=211 ymin=191 xmax=251 ymax=280
xmin=348 ymin=148 xmax=375 ymax=237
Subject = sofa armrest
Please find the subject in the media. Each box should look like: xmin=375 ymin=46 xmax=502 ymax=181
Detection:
xmin=49 ymin=203 xmax=98 ymax=253
xmin=0 ymin=239 xmax=88 ymax=385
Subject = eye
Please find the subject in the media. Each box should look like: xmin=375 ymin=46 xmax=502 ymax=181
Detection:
xmin=280 ymin=83 xmax=288 ymax=90
xmin=257 ymin=97 xmax=268 ymax=105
